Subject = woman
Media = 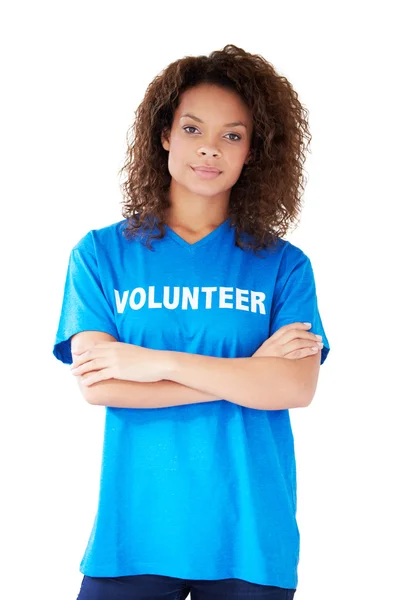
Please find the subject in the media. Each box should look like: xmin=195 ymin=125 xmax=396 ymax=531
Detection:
xmin=54 ymin=44 xmax=330 ymax=600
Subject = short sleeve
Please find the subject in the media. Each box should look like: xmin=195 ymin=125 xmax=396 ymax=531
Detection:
xmin=53 ymin=235 xmax=119 ymax=365
xmin=269 ymin=249 xmax=330 ymax=365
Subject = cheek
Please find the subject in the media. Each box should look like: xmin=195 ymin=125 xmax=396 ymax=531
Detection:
xmin=168 ymin=136 xmax=187 ymax=163
xmin=226 ymin=149 xmax=249 ymax=174
xmin=167 ymin=139 xmax=190 ymax=178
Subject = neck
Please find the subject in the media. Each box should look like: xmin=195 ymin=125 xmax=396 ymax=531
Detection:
xmin=165 ymin=179 xmax=230 ymax=232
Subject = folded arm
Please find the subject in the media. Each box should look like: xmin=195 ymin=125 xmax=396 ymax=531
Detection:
xmin=71 ymin=331 xmax=219 ymax=408
xmin=161 ymin=349 xmax=320 ymax=410
xmin=71 ymin=331 xmax=320 ymax=410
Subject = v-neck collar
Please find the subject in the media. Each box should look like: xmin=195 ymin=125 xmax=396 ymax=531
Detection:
xmin=165 ymin=217 xmax=232 ymax=250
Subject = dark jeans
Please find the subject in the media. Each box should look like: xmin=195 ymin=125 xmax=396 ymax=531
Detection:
xmin=77 ymin=574 xmax=296 ymax=599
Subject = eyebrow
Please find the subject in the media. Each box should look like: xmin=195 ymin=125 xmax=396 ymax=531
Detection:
xmin=180 ymin=113 xmax=248 ymax=129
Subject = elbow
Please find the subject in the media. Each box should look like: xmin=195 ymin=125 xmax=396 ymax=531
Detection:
xmin=289 ymin=392 xmax=311 ymax=409
xmin=297 ymin=384 xmax=318 ymax=408
xmin=285 ymin=384 xmax=314 ymax=409
xmin=299 ymin=392 xmax=314 ymax=408
xmin=76 ymin=377 xmax=98 ymax=405
xmin=295 ymin=358 xmax=321 ymax=408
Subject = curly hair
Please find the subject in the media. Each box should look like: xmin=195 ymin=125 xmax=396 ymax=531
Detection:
xmin=117 ymin=44 xmax=312 ymax=254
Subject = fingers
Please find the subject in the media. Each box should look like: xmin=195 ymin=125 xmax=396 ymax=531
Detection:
xmin=71 ymin=358 xmax=102 ymax=376
xmin=71 ymin=346 xmax=103 ymax=370
xmin=276 ymin=323 xmax=324 ymax=358
xmin=271 ymin=322 xmax=312 ymax=339
xmin=273 ymin=323 xmax=322 ymax=345
xmin=280 ymin=331 xmax=323 ymax=345
xmin=283 ymin=338 xmax=323 ymax=357
xmin=285 ymin=347 xmax=322 ymax=360
xmin=81 ymin=368 xmax=112 ymax=386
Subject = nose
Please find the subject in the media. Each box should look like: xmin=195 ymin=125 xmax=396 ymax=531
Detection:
xmin=197 ymin=146 xmax=221 ymax=158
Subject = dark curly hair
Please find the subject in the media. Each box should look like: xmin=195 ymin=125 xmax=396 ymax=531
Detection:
xmin=117 ymin=44 xmax=312 ymax=254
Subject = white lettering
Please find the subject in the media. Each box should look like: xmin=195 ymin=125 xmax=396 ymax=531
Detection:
xmin=251 ymin=291 xmax=266 ymax=314
xmin=148 ymin=285 xmax=162 ymax=308
xmin=129 ymin=288 xmax=146 ymax=310
xmin=201 ymin=287 xmax=217 ymax=309
xmin=114 ymin=289 xmax=129 ymax=314
xmin=236 ymin=288 xmax=249 ymax=311
xmin=219 ymin=287 xmax=234 ymax=308
xmin=114 ymin=286 xmax=266 ymax=314
xmin=163 ymin=286 xmax=180 ymax=309
xmin=182 ymin=287 xmax=199 ymax=310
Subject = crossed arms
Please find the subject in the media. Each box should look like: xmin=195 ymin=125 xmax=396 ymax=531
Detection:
xmin=70 ymin=330 xmax=321 ymax=411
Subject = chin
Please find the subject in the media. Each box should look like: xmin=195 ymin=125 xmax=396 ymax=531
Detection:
xmin=188 ymin=180 xmax=231 ymax=195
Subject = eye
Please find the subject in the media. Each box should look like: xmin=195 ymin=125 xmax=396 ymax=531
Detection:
xmin=225 ymin=133 xmax=241 ymax=141
xmin=183 ymin=126 xmax=242 ymax=142
xmin=183 ymin=126 xmax=199 ymax=134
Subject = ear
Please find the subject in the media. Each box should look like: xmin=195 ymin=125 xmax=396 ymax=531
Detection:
xmin=244 ymin=149 xmax=252 ymax=165
xmin=161 ymin=127 xmax=170 ymax=151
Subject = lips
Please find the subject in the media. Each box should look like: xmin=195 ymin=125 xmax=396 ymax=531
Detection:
xmin=191 ymin=166 xmax=221 ymax=173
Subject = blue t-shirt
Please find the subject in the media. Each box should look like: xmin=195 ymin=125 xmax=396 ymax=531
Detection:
xmin=53 ymin=217 xmax=330 ymax=589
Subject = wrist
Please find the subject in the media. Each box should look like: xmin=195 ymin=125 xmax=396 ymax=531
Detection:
xmin=157 ymin=349 xmax=180 ymax=380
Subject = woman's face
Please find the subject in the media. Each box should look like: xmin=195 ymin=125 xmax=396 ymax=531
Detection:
xmin=161 ymin=83 xmax=253 ymax=199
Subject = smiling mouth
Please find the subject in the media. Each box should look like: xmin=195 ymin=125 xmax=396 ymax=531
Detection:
xmin=191 ymin=167 xmax=222 ymax=180
xmin=191 ymin=166 xmax=221 ymax=173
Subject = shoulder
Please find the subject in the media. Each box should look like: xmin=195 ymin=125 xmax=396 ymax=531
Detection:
xmin=265 ymin=238 xmax=314 ymax=293
xmin=238 ymin=226 xmax=308 ymax=262
xmin=280 ymin=238 xmax=308 ymax=261
xmin=71 ymin=219 xmax=128 ymax=254
xmin=251 ymin=235 xmax=309 ymax=269
xmin=274 ymin=238 xmax=312 ymax=273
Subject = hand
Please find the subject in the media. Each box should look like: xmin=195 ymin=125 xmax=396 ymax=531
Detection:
xmin=70 ymin=341 xmax=165 ymax=386
xmin=252 ymin=322 xmax=323 ymax=360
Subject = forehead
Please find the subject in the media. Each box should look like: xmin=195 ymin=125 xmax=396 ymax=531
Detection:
xmin=176 ymin=84 xmax=252 ymax=123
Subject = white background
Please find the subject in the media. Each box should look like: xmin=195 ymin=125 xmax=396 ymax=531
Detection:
xmin=1 ymin=1 xmax=399 ymax=598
